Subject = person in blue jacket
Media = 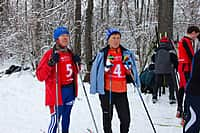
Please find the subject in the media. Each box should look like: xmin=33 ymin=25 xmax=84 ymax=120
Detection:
xmin=90 ymin=28 xmax=140 ymax=133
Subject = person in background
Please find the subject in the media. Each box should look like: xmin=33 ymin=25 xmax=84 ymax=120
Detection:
xmin=152 ymin=35 xmax=178 ymax=104
xmin=183 ymin=38 xmax=200 ymax=132
xmin=90 ymin=28 xmax=140 ymax=133
xmin=176 ymin=26 xmax=200 ymax=118
xmin=36 ymin=26 xmax=81 ymax=133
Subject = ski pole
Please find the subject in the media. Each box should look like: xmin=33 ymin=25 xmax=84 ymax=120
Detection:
xmin=172 ymin=69 xmax=180 ymax=102
xmin=174 ymin=70 xmax=180 ymax=88
xmin=77 ymin=65 xmax=99 ymax=133
xmin=129 ymin=72 xmax=157 ymax=133
xmin=109 ymin=70 xmax=112 ymax=126
xmin=105 ymin=55 xmax=114 ymax=127
xmin=55 ymin=62 xmax=60 ymax=133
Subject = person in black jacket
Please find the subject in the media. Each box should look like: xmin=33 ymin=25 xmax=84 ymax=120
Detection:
xmin=152 ymin=36 xmax=178 ymax=104
xmin=183 ymin=47 xmax=200 ymax=133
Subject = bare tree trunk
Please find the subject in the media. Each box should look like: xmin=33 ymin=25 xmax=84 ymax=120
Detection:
xmin=100 ymin=0 xmax=104 ymax=47
xmin=84 ymin=0 xmax=93 ymax=81
xmin=43 ymin=0 xmax=45 ymax=8
xmin=49 ymin=0 xmax=54 ymax=8
xmin=0 ymin=0 xmax=10 ymax=32
xmin=74 ymin=0 xmax=81 ymax=55
xmin=134 ymin=0 xmax=137 ymax=9
xmin=139 ymin=0 xmax=144 ymax=24
xmin=31 ymin=0 xmax=42 ymax=69
xmin=106 ymin=0 xmax=109 ymax=25
xmin=158 ymin=0 xmax=174 ymax=39
xmin=135 ymin=0 xmax=139 ymax=25
xmin=135 ymin=0 xmax=141 ymax=67
xmin=136 ymin=0 xmax=139 ymax=9
xmin=118 ymin=0 xmax=123 ymax=26
xmin=146 ymin=0 xmax=150 ymax=24
xmin=101 ymin=0 xmax=104 ymax=21
xmin=25 ymin=0 xmax=28 ymax=32
xmin=16 ymin=0 xmax=19 ymax=31
xmin=168 ymin=0 xmax=173 ymax=39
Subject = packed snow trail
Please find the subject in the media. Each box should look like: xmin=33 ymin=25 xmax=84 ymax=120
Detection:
xmin=0 ymin=71 xmax=182 ymax=133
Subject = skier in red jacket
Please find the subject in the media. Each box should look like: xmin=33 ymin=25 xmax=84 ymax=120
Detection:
xmin=176 ymin=26 xmax=200 ymax=119
xmin=36 ymin=26 xmax=80 ymax=133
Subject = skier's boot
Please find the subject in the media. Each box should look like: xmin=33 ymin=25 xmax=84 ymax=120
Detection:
xmin=169 ymin=96 xmax=176 ymax=104
xmin=176 ymin=110 xmax=183 ymax=118
xmin=176 ymin=106 xmax=183 ymax=118
xmin=152 ymin=97 xmax=158 ymax=104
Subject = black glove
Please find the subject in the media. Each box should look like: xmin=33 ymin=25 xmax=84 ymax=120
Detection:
xmin=170 ymin=53 xmax=178 ymax=71
xmin=48 ymin=52 xmax=59 ymax=67
xmin=73 ymin=55 xmax=81 ymax=64
xmin=124 ymin=61 xmax=132 ymax=70
xmin=151 ymin=54 xmax=155 ymax=62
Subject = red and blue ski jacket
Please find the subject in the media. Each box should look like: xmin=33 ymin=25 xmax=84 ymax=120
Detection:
xmin=36 ymin=48 xmax=79 ymax=106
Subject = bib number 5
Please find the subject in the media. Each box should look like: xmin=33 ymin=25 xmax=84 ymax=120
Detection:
xmin=66 ymin=64 xmax=73 ymax=77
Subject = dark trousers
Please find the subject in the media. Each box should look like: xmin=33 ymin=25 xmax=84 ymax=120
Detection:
xmin=153 ymin=74 xmax=175 ymax=99
xmin=99 ymin=91 xmax=130 ymax=133
xmin=177 ymin=72 xmax=190 ymax=112
xmin=183 ymin=95 xmax=200 ymax=133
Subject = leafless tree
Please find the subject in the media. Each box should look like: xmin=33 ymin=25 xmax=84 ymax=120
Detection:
xmin=84 ymin=0 xmax=93 ymax=81
xmin=74 ymin=0 xmax=81 ymax=55
xmin=0 ymin=0 xmax=199 ymax=74
xmin=158 ymin=0 xmax=174 ymax=39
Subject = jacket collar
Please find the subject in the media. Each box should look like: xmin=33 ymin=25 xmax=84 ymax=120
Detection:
xmin=101 ymin=44 xmax=127 ymax=52
xmin=183 ymin=36 xmax=192 ymax=41
xmin=101 ymin=45 xmax=128 ymax=66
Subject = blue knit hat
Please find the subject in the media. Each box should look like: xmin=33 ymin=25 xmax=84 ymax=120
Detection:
xmin=53 ymin=26 xmax=69 ymax=40
xmin=105 ymin=28 xmax=121 ymax=41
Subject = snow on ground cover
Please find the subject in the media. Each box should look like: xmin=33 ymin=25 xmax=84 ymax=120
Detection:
xmin=0 ymin=71 xmax=182 ymax=133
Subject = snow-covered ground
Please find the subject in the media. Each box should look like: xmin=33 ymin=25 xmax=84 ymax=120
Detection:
xmin=0 ymin=71 xmax=182 ymax=133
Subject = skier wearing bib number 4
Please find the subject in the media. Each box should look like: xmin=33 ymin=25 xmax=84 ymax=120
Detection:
xmin=36 ymin=26 xmax=81 ymax=133
xmin=90 ymin=28 xmax=140 ymax=133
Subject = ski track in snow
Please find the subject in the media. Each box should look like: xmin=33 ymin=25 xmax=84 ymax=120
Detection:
xmin=0 ymin=71 xmax=182 ymax=133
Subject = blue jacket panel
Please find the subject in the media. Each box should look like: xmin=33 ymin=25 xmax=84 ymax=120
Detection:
xmin=90 ymin=46 xmax=141 ymax=95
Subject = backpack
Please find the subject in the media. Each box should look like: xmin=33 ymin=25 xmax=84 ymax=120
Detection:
xmin=140 ymin=64 xmax=155 ymax=93
xmin=154 ymin=45 xmax=172 ymax=74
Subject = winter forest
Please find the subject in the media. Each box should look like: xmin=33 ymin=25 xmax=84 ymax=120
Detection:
xmin=0 ymin=0 xmax=200 ymax=133
xmin=0 ymin=0 xmax=200 ymax=79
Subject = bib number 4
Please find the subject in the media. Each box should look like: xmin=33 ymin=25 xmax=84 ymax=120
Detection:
xmin=113 ymin=64 xmax=122 ymax=77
